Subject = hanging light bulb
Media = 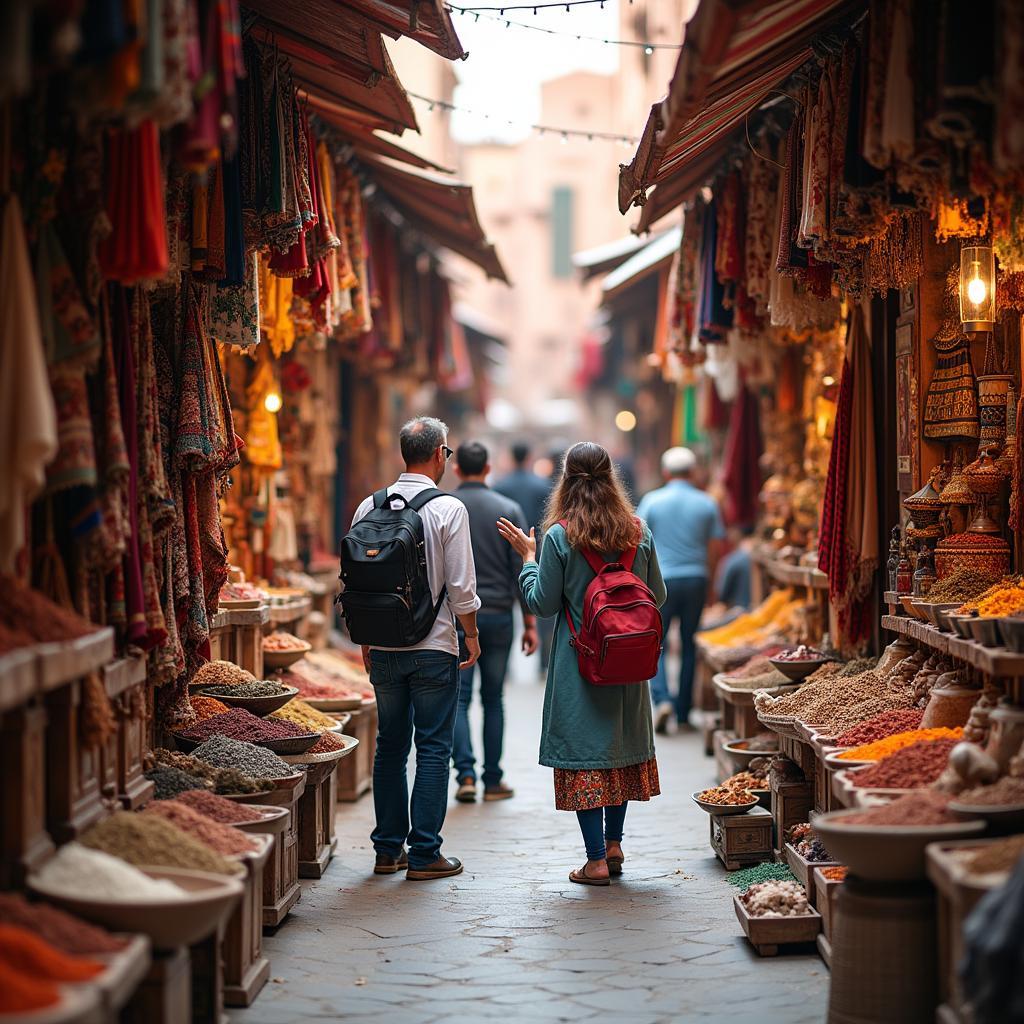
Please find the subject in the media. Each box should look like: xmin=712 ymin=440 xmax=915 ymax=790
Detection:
xmin=264 ymin=390 xmax=283 ymax=414
xmin=643 ymin=44 xmax=654 ymax=55
xmin=967 ymin=268 xmax=987 ymax=306
xmin=959 ymin=244 xmax=996 ymax=332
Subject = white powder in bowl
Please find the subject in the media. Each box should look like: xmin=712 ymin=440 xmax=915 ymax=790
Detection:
xmin=33 ymin=843 xmax=187 ymax=901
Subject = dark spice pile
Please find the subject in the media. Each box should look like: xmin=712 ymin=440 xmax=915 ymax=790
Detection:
xmin=172 ymin=789 xmax=266 ymax=824
xmin=143 ymin=801 xmax=258 ymax=856
xmin=180 ymin=707 xmax=312 ymax=744
xmin=835 ymin=709 xmax=925 ymax=748
xmin=794 ymin=837 xmax=833 ymax=862
xmin=850 ymin=739 xmax=958 ymax=789
xmin=191 ymin=735 xmax=295 ymax=779
xmin=80 ymin=811 xmax=242 ymax=876
xmin=0 ymin=894 xmax=126 ymax=955
xmin=834 ymin=790 xmax=956 ymax=826
xmin=150 ymin=747 xmax=275 ymax=794
xmin=198 ymin=681 xmax=290 ymax=699
xmin=144 ymin=764 xmax=211 ymax=800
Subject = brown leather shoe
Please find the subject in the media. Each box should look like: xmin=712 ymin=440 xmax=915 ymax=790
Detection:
xmin=373 ymin=849 xmax=409 ymax=875
xmin=483 ymin=782 xmax=515 ymax=802
xmin=406 ymin=856 xmax=463 ymax=881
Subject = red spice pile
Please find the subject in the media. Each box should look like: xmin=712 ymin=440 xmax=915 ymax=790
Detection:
xmin=835 ymin=708 xmax=925 ymax=748
xmin=0 ymin=894 xmax=126 ymax=955
xmin=190 ymin=695 xmax=230 ymax=721
xmin=850 ymin=740 xmax=959 ymax=789
xmin=143 ymin=800 xmax=259 ymax=856
xmin=0 ymin=573 xmax=99 ymax=653
xmin=821 ymin=866 xmax=848 ymax=881
xmin=307 ymin=732 xmax=344 ymax=754
xmin=179 ymin=707 xmax=312 ymax=743
xmin=835 ymin=790 xmax=956 ymax=825
xmin=172 ymin=788 xmax=266 ymax=824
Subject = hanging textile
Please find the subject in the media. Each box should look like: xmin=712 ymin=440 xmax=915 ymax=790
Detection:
xmin=744 ymin=151 xmax=777 ymax=314
xmin=0 ymin=194 xmax=58 ymax=571
xmin=922 ymin=336 xmax=980 ymax=441
xmin=720 ymin=381 xmax=762 ymax=528
xmin=818 ymin=306 xmax=878 ymax=646
xmin=258 ymin=256 xmax=295 ymax=356
xmin=210 ymin=252 xmax=260 ymax=349
xmin=698 ymin=196 xmax=732 ymax=343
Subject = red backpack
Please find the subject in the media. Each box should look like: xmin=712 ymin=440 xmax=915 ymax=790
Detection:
xmin=562 ymin=529 xmax=663 ymax=687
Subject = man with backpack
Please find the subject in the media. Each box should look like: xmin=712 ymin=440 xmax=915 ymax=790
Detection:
xmin=341 ymin=417 xmax=480 ymax=881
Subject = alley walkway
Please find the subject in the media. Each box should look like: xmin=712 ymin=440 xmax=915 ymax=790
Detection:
xmin=238 ymin=675 xmax=827 ymax=1024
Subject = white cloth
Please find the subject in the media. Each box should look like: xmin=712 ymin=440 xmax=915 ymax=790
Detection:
xmin=0 ymin=194 xmax=57 ymax=571
xmin=351 ymin=473 xmax=480 ymax=656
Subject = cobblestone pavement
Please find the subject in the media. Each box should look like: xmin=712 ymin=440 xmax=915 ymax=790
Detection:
xmin=238 ymin=671 xmax=827 ymax=1024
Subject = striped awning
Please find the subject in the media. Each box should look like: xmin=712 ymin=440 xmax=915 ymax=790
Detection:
xmin=618 ymin=0 xmax=863 ymax=219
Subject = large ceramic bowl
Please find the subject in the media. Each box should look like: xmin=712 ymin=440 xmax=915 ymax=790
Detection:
xmin=194 ymin=685 xmax=299 ymax=717
xmin=768 ymin=655 xmax=829 ymax=682
xmin=229 ymin=804 xmax=290 ymax=834
xmin=947 ymin=799 xmax=1024 ymax=832
xmin=691 ymin=790 xmax=758 ymax=816
xmin=810 ymin=808 xmax=986 ymax=881
xmin=949 ymin=614 xmax=977 ymax=640
xmin=29 ymin=867 xmax=244 ymax=949
xmin=262 ymin=642 xmax=312 ymax=670
xmin=721 ymin=738 xmax=780 ymax=773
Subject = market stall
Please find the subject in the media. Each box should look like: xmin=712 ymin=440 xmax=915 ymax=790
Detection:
xmin=619 ymin=1 xmax=1024 ymax=1021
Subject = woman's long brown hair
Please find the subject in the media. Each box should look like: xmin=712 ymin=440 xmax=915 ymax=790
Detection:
xmin=544 ymin=442 xmax=642 ymax=554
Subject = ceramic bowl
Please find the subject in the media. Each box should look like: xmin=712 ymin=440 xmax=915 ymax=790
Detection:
xmin=302 ymin=695 xmax=363 ymax=712
xmin=997 ymin=615 xmax=1024 ymax=653
xmin=947 ymin=800 xmax=1024 ymax=832
xmin=901 ymin=596 xmax=927 ymax=621
xmin=218 ymin=771 xmax=305 ymax=804
xmin=262 ymin=641 xmax=312 ymax=670
xmin=691 ymin=790 xmax=758 ymax=816
xmin=721 ymin=738 xmax=780 ymax=773
xmin=969 ymin=616 xmax=1001 ymax=647
xmin=194 ymin=685 xmax=299 ymax=717
xmin=824 ymin=751 xmax=873 ymax=771
xmin=230 ymin=804 xmax=290 ymax=834
xmin=949 ymin=614 xmax=977 ymax=640
xmin=29 ymin=867 xmax=244 ymax=949
xmin=257 ymin=732 xmax=320 ymax=755
xmin=768 ymin=655 xmax=829 ymax=682
xmin=921 ymin=602 xmax=961 ymax=629
xmin=810 ymin=809 xmax=986 ymax=881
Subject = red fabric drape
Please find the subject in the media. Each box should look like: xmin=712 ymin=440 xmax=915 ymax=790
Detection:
xmin=721 ymin=381 xmax=762 ymax=527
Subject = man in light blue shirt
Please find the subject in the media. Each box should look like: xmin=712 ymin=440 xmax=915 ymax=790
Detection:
xmin=637 ymin=447 xmax=725 ymax=733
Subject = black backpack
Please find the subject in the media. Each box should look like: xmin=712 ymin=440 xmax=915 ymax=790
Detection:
xmin=337 ymin=487 xmax=448 ymax=647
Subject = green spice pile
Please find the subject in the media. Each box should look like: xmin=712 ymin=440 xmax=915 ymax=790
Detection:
xmin=726 ymin=862 xmax=796 ymax=891
xmin=927 ymin=568 xmax=1001 ymax=604
xmin=150 ymin=748 xmax=274 ymax=794
xmin=80 ymin=812 xmax=242 ymax=876
xmin=191 ymin=735 xmax=295 ymax=779
xmin=144 ymin=764 xmax=211 ymax=800
xmin=198 ymin=681 xmax=290 ymax=699
xmin=838 ymin=658 xmax=878 ymax=677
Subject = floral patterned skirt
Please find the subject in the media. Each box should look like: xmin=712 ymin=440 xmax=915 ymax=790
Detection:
xmin=553 ymin=757 xmax=660 ymax=811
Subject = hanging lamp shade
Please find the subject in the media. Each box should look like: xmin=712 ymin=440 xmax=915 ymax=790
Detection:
xmin=960 ymin=245 xmax=996 ymax=332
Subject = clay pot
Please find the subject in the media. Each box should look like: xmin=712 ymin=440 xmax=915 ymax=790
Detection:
xmin=921 ymin=675 xmax=980 ymax=729
xmin=903 ymin=476 xmax=943 ymax=527
xmin=964 ymin=448 xmax=1005 ymax=496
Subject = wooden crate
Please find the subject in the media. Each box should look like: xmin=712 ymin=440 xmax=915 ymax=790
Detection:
xmin=783 ymin=843 xmax=839 ymax=907
xmin=122 ymin=945 xmax=191 ymax=1024
xmin=297 ymin=758 xmax=342 ymax=878
xmin=771 ymin=777 xmax=812 ymax=858
xmin=926 ymin=841 xmax=1006 ymax=1024
xmin=709 ymin=806 xmax=774 ymax=871
xmin=223 ymin=835 xmax=272 ymax=1007
xmin=813 ymin=866 xmax=845 ymax=941
xmin=733 ymin=894 xmax=821 ymax=957
xmin=337 ymin=703 xmax=375 ymax=802
xmin=0 ymin=698 xmax=54 ymax=887
xmin=261 ymin=779 xmax=304 ymax=929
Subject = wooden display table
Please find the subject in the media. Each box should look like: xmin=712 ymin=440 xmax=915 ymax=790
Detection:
xmin=882 ymin=614 xmax=1024 ymax=679
xmin=295 ymin=754 xmax=349 ymax=878
xmin=261 ymin=777 xmax=305 ymax=929
xmin=337 ymin=702 xmax=376 ymax=802
xmin=122 ymin=946 xmax=191 ymax=1024
xmin=223 ymin=834 xmax=273 ymax=1007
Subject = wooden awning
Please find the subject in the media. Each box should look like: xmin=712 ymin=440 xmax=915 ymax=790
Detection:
xmin=361 ymin=156 xmax=508 ymax=283
xmin=618 ymin=0 xmax=863 ymax=217
xmin=340 ymin=0 xmax=467 ymax=61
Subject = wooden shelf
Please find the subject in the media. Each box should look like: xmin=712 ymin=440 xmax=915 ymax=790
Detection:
xmin=881 ymin=614 xmax=1024 ymax=677
xmin=753 ymin=551 xmax=828 ymax=591
xmin=268 ymin=597 xmax=313 ymax=625
xmin=38 ymin=628 xmax=116 ymax=691
xmin=103 ymin=655 xmax=147 ymax=699
xmin=0 ymin=648 xmax=38 ymax=714
xmin=211 ymin=604 xmax=272 ymax=630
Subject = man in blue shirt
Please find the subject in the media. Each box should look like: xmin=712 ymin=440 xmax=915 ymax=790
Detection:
xmin=637 ymin=447 xmax=725 ymax=733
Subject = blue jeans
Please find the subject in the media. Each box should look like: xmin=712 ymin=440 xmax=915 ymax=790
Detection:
xmin=650 ymin=576 xmax=708 ymax=722
xmin=576 ymin=803 xmax=628 ymax=861
xmin=453 ymin=612 xmax=514 ymax=788
xmin=368 ymin=649 xmax=459 ymax=869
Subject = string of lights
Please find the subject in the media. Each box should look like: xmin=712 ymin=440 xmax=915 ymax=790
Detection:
xmin=406 ymin=91 xmax=639 ymax=145
xmin=445 ymin=4 xmax=681 ymax=51
xmin=448 ymin=0 xmax=624 ymax=10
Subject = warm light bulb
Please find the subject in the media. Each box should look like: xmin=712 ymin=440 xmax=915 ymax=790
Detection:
xmin=264 ymin=391 xmax=282 ymax=413
xmin=822 ymin=375 xmax=836 ymax=387
xmin=614 ymin=410 xmax=637 ymax=432
xmin=967 ymin=275 xmax=987 ymax=306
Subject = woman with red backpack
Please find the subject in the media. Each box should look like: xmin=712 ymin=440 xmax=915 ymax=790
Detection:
xmin=497 ymin=441 xmax=667 ymax=886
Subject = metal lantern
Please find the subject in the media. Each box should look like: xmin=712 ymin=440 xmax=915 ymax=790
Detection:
xmin=960 ymin=244 xmax=996 ymax=332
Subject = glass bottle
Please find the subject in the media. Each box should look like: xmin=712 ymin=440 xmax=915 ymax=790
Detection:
xmin=913 ymin=548 xmax=936 ymax=598
xmin=896 ymin=544 xmax=913 ymax=595
xmin=886 ymin=526 xmax=901 ymax=593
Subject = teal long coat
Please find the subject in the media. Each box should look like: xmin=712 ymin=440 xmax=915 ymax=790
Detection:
xmin=519 ymin=523 xmax=667 ymax=770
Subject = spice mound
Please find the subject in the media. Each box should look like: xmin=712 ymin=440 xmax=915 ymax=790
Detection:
xmin=722 ymin=769 xmax=768 ymax=791
xmin=849 ymin=739 xmax=959 ymax=789
xmin=0 ymin=923 xmax=104 ymax=981
xmin=0 ymin=573 xmax=100 ymax=651
xmin=976 ymin=582 xmax=1024 ymax=618
xmin=834 ymin=709 xmax=925 ymax=748
xmin=198 ymin=681 xmax=291 ymax=699
xmin=172 ymin=789 xmax=270 ymax=824
xmin=191 ymin=735 xmax=296 ymax=779
xmin=145 ymin=764 xmax=212 ymax=800
xmin=179 ymin=707 xmax=313 ymax=744
xmin=727 ymin=862 xmax=796 ymax=891
xmin=32 ymin=843 xmax=187 ymax=901
xmin=773 ymin=645 xmax=825 ymax=662
xmin=697 ymin=786 xmax=755 ymax=806
xmin=144 ymin=801 xmax=259 ymax=857
xmin=821 ymin=866 xmax=848 ymax=881
xmin=955 ymin=576 xmax=1023 ymax=615
xmin=926 ymin=568 xmax=1000 ymax=604
xmin=192 ymin=660 xmax=257 ymax=688
xmin=150 ymin=747 xmax=275 ymax=794
xmin=0 ymin=893 xmax=126 ymax=955
xmin=271 ymin=698 xmax=342 ymax=732
xmin=80 ymin=811 xmax=243 ymax=876
xmin=957 ymin=776 xmax=1024 ymax=806
xmin=966 ymin=835 xmax=1024 ymax=875
xmin=305 ymin=732 xmax=346 ymax=754
xmin=190 ymin=695 xmax=230 ymax=721
xmin=263 ymin=631 xmax=308 ymax=651
xmin=838 ymin=727 xmax=963 ymax=761
xmin=831 ymin=790 xmax=956 ymax=826
xmin=740 ymin=880 xmax=811 ymax=917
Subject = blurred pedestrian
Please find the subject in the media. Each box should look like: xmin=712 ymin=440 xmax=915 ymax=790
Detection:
xmin=497 ymin=442 xmax=666 ymax=886
xmin=637 ymin=447 xmax=725 ymax=735
xmin=451 ymin=441 xmax=538 ymax=804
xmin=715 ymin=526 xmax=754 ymax=610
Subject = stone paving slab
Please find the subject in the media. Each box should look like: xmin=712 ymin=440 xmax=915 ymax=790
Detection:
xmin=235 ymin=675 xmax=828 ymax=1024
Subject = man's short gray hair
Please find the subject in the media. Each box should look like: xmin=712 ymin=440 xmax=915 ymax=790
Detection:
xmin=400 ymin=416 xmax=449 ymax=466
